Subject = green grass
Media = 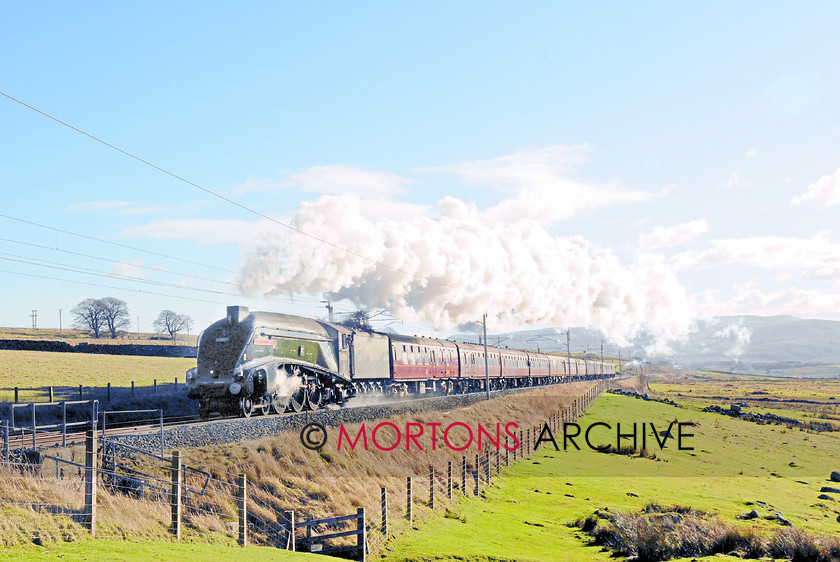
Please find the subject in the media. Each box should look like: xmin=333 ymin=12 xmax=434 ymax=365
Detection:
xmin=0 ymin=539 xmax=331 ymax=561
xmin=0 ymin=349 xmax=194 ymax=400
xmin=382 ymin=393 xmax=840 ymax=561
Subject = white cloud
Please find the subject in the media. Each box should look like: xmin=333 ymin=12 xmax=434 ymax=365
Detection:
xmin=358 ymin=199 xmax=434 ymax=221
xmin=639 ymin=219 xmax=708 ymax=250
xmin=791 ymin=167 xmax=840 ymax=207
xmin=716 ymin=168 xmax=750 ymax=190
xmin=237 ymin=164 xmax=413 ymax=199
xmin=744 ymin=149 xmax=759 ymax=158
xmin=697 ymin=284 xmax=840 ymax=320
xmin=122 ymin=219 xmax=256 ymax=244
xmin=416 ymin=145 xmax=657 ymax=225
xmin=672 ymin=231 xmax=840 ymax=277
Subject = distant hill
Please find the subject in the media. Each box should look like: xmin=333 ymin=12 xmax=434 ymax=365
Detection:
xmin=666 ymin=315 xmax=840 ymax=371
xmin=447 ymin=315 xmax=840 ymax=374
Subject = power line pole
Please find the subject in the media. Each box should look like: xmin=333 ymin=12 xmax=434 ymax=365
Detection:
xmin=322 ymin=299 xmax=334 ymax=323
xmin=59 ymin=309 xmax=62 ymax=333
xmin=30 ymin=310 xmax=37 ymax=331
xmin=566 ymin=330 xmax=571 ymax=364
xmin=482 ymin=313 xmax=489 ymax=400
xmin=600 ymin=340 xmax=604 ymax=365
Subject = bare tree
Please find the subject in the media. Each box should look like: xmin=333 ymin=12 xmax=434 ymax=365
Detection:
xmin=153 ymin=310 xmax=194 ymax=343
xmin=339 ymin=310 xmax=374 ymax=333
xmin=98 ymin=297 xmax=131 ymax=339
xmin=71 ymin=298 xmax=106 ymax=338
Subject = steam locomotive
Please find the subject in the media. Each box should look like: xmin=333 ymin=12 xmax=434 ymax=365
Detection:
xmin=187 ymin=306 xmax=616 ymax=418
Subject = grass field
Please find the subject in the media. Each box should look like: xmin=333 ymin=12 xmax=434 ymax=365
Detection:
xmin=0 ymin=539 xmax=331 ymax=561
xmin=0 ymin=327 xmax=198 ymax=346
xmin=0 ymin=349 xmax=195 ymax=401
xmin=383 ymin=392 xmax=840 ymax=560
xmin=650 ymin=373 xmax=840 ymax=427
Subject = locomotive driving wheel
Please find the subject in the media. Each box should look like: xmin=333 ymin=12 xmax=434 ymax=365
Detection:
xmin=287 ymin=387 xmax=306 ymax=413
xmin=269 ymin=391 xmax=284 ymax=415
xmin=307 ymin=387 xmax=323 ymax=409
xmin=240 ymin=396 xmax=256 ymax=418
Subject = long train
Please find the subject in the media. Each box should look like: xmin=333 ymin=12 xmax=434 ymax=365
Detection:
xmin=187 ymin=306 xmax=615 ymax=418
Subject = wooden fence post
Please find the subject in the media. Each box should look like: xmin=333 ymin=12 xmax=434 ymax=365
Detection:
xmin=48 ymin=386 xmax=54 ymax=403
xmin=84 ymin=430 xmax=97 ymax=537
xmin=13 ymin=387 xmax=18 ymax=403
xmin=237 ymin=473 xmax=247 ymax=546
xmin=170 ymin=451 xmax=182 ymax=540
xmin=357 ymin=507 xmax=366 ymax=562
xmin=131 ymin=381 xmax=135 ymax=398
xmin=447 ymin=461 xmax=452 ymax=499
xmin=61 ymin=402 xmax=67 ymax=447
xmin=79 ymin=384 xmax=83 ymax=400
xmin=485 ymin=450 xmax=490 ymax=483
xmin=461 ymin=456 xmax=466 ymax=496
xmin=496 ymin=448 xmax=500 ymax=475
xmin=474 ymin=455 xmax=480 ymax=496
xmin=380 ymin=487 xmax=387 ymax=536
xmin=107 ymin=382 xmax=111 ymax=402
xmin=31 ymin=403 xmax=36 ymax=449
xmin=154 ymin=379 xmax=157 ymax=394
xmin=406 ymin=477 xmax=412 ymax=524
xmin=428 ymin=466 xmax=434 ymax=509
xmin=3 ymin=420 xmax=9 ymax=465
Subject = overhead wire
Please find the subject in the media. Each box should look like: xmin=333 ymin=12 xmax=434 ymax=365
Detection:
xmin=0 ymin=252 xmax=337 ymax=311
xmin=0 ymin=233 xmax=327 ymax=306
xmin=0 ymin=90 xmax=453 ymax=289
xmin=0 ymin=212 xmax=235 ymax=275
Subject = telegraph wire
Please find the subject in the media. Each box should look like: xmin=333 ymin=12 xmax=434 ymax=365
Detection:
xmin=0 ymin=268 xmax=228 ymax=306
xmin=0 ymin=212 xmax=235 ymax=275
xmin=0 ymin=252 xmax=343 ymax=309
xmin=0 ymin=90 xmax=453 ymax=289
xmin=0 ymin=234 xmax=327 ymax=306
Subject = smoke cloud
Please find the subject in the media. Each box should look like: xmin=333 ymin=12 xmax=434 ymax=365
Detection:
xmin=238 ymin=195 xmax=693 ymax=345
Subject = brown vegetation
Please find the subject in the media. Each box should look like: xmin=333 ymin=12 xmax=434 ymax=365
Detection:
xmin=574 ymin=503 xmax=840 ymax=561
xmin=0 ymin=382 xmax=598 ymax=552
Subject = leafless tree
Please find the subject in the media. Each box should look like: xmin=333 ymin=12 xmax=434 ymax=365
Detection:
xmin=71 ymin=298 xmax=106 ymax=338
xmin=338 ymin=310 xmax=374 ymax=332
xmin=98 ymin=297 xmax=131 ymax=339
xmin=153 ymin=310 xmax=194 ymax=343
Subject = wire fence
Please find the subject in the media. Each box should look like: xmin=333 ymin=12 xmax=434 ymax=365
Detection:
xmin=0 ymin=379 xmax=614 ymax=559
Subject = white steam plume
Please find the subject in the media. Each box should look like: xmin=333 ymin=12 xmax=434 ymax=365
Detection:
xmin=238 ymin=195 xmax=693 ymax=345
xmin=715 ymin=322 xmax=752 ymax=360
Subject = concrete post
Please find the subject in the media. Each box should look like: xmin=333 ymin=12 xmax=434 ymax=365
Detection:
xmin=428 ymin=466 xmax=434 ymax=509
xmin=380 ymin=487 xmax=387 ymax=536
xmin=406 ymin=476 xmax=412 ymax=524
xmin=237 ymin=474 xmax=247 ymax=546
xmin=170 ymin=451 xmax=182 ymax=540
xmin=84 ymin=430 xmax=97 ymax=536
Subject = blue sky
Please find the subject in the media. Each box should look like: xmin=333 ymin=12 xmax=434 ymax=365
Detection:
xmin=1 ymin=2 xmax=839 ymax=345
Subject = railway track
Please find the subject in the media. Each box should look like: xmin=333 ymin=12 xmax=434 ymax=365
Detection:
xmin=5 ymin=380 xmax=602 ymax=455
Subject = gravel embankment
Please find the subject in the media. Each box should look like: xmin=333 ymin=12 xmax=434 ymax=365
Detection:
xmin=114 ymin=386 xmax=550 ymax=451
